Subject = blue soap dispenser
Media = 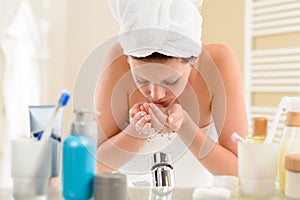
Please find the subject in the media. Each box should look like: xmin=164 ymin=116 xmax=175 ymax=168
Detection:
xmin=62 ymin=109 xmax=99 ymax=200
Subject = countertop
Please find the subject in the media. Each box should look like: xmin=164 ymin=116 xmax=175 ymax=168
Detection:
xmin=0 ymin=154 xmax=289 ymax=200
xmin=0 ymin=186 xmax=288 ymax=200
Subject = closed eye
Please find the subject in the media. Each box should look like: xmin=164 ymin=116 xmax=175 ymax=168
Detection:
xmin=163 ymin=77 xmax=180 ymax=86
xmin=136 ymin=78 xmax=149 ymax=85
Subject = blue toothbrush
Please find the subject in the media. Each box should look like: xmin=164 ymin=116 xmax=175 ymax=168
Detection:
xmin=40 ymin=90 xmax=70 ymax=141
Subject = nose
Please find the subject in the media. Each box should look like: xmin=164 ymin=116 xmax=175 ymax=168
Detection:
xmin=150 ymin=83 xmax=165 ymax=100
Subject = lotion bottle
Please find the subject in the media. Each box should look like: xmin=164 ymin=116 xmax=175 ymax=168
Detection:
xmin=62 ymin=109 xmax=98 ymax=200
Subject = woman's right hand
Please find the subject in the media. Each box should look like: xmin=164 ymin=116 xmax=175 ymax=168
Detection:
xmin=147 ymin=103 xmax=183 ymax=134
xmin=129 ymin=102 xmax=155 ymax=136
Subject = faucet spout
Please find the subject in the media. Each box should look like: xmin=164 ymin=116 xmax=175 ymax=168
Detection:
xmin=151 ymin=152 xmax=175 ymax=187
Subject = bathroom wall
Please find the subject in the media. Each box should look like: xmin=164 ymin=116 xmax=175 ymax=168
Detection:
xmin=64 ymin=0 xmax=119 ymax=132
xmin=201 ymin=0 xmax=245 ymax=77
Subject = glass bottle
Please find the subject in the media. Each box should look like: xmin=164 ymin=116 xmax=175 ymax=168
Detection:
xmin=278 ymin=111 xmax=300 ymax=193
xmin=285 ymin=154 xmax=300 ymax=199
xmin=246 ymin=117 xmax=268 ymax=143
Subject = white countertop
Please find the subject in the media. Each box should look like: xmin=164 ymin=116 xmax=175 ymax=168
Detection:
xmin=0 ymin=154 xmax=289 ymax=200
xmin=0 ymin=187 xmax=189 ymax=200
xmin=0 ymin=186 xmax=288 ymax=200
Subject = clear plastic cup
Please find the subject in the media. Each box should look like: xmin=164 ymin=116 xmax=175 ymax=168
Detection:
xmin=238 ymin=142 xmax=279 ymax=198
xmin=11 ymin=138 xmax=52 ymax=199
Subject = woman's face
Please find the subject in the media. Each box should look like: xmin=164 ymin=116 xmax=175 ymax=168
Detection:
xmin=128 ymin=57 xmax=192 ymax=107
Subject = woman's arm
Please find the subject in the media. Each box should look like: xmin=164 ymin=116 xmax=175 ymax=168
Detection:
xmin=178 ymin=111 xmax=241 ymax=176
xmin=95 ymin=45 xmax=148 ymax=172
xmin=148 ymin=103 xmax=243 ymax=176
xmin=96 ymin=124 xmax=147 ymax=172
xmin=206 ymin=44 xmax=248 ymax=155
xmin=180 ymin=44 xmax=248 ymax=175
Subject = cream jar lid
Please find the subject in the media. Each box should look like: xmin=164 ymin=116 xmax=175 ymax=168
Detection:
xmin=285 ymin=154 xmax=300 ymax=172
xmin=94 ymin=173 xmax=127 ymax=185
xmin=252 ymin=117 xmax=268 ymax=136
xmin=286 ymin=112 xmax=300 ymax=127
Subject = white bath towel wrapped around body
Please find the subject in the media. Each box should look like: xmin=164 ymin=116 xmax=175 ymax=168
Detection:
xmin=117 ymin=123 xmax=218 ymax=187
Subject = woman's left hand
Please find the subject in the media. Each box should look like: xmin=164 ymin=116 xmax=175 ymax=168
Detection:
xmin=147 ymin=103 xmax=183 ymax=133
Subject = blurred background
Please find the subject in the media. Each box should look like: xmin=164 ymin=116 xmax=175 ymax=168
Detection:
xmin=1 ymin=0 xmax=299 ymax=187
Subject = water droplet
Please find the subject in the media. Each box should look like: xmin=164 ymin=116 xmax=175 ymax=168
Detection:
xmin=147 ymin=135 xmax=154 ymax=143
xmin=167 ymin=133 xmax=172 ymax=140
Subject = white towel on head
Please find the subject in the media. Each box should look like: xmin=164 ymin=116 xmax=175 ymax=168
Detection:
xmin=108 ymin=0 xmax=203 ymax=58
xmin=191 ymin=0 xmax=203 ymax=7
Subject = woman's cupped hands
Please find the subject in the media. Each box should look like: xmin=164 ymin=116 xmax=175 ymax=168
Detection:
xmin=129 ymin=102 xmax=183 ymax=136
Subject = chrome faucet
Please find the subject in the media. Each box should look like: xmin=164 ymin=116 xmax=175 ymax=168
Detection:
xmin=151 ymin=152 xmax=175 ymax=187
xmin=150 ymin=152 xmax=174 ymax=200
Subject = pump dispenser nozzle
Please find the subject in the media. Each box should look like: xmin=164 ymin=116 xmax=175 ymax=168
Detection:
xmin=70 ymin=109 xmax=100 ymax=141
xmin=74 ymin=109 xmax=100 ymax=122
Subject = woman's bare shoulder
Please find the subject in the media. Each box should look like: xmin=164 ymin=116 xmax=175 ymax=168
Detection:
xmin=102 ymin=43 xmax=130 ymax=81
xmin=202 ymin=44 xmax=237 ymax=62
xmin=95 ymin=43 xmax=132 ymax=141
xmin=201 ymin=43 xmax=239 ymax=72
xmin=95 ymin=43 xmax=131 ymax=103
xmin=105 ymin=43 xmax=124 ymax=63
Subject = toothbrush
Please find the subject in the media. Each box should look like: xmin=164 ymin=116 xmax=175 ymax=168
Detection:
xmin=231 ymin=132 xmax=246 ymax=144
xmin=265 ymin=96 xmax=289 ymax=144
xmin=40 ymin=90 xmax=70 ymax=141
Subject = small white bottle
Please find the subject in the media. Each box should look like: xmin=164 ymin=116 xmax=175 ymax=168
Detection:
xmin=285 ymin=154 xmax=300 ymax=199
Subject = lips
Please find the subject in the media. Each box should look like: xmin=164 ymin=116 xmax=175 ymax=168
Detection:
xmin=152 ymin=99 xmax=170 ymax=107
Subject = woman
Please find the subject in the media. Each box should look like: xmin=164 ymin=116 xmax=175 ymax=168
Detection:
xmin=95 ymin=0 xmax=247 ymax=186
